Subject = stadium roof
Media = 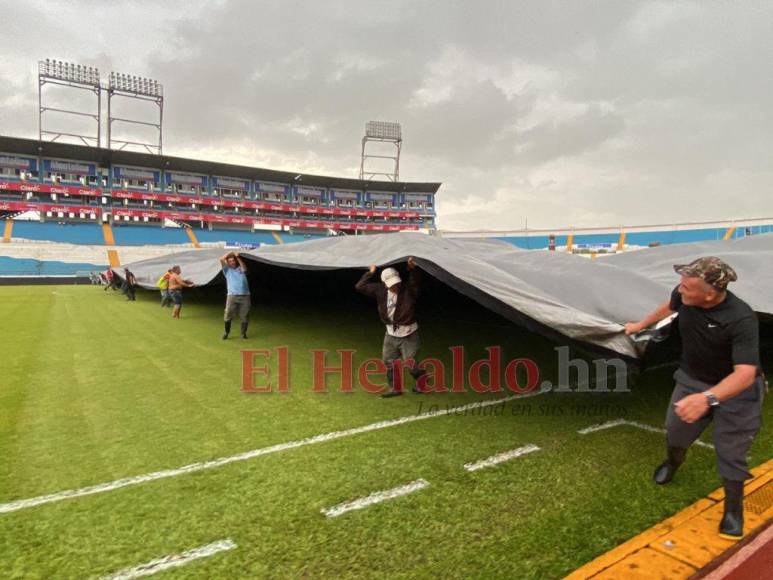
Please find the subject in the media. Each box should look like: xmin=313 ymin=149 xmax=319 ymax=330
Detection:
xmin=0 ymin=135 xmax=441 ymax=193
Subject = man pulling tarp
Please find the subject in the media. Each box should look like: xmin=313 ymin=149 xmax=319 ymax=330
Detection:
xmin=219 ymin=252 xmax=251 ymax=340
xmin=625 ymin=256 xmax=765 ymax=541
xmin=356 ymin=257 xmax=427 ymax=398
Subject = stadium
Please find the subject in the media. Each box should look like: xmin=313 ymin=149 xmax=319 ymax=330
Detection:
xmin=2 ymin=9 xmax=773 ymax=580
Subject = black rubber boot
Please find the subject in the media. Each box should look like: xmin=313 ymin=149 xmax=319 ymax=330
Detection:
xmin=222 ymin=320 xmax=231 ymax=340
xmin=653 ymin=446 xmax=687 ymax=485
xmin=719 ymin=479 xmax=744 ymax=540
xmin=411 ymin=367 xmax=428 ymax=394
xmin=240 ymin=322 xmax=248 ymax=339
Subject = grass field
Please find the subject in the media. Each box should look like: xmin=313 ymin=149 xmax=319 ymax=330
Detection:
xmin=0 ymin=283 xmax=770 ymax=579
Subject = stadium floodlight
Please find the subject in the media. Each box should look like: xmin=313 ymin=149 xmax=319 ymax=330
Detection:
xmin=39 ymin=58 xmax=101 ymax=87
xmin=108 ymin=70 xmax=163 ymax=97
xmin=107 ymin=69 xmax=164 ymax=154
xmin=37 ymin=57 xmax=166 ymax=152
xmin=38 ymin=58 xmax=102 ymax=147
xmin=360 ymin=121 xmax=403 ymax=181
xmin=365 ymin=121 xmax=402 ymax=141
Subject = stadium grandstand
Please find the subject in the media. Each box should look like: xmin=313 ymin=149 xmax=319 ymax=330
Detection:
xmin=0 ymin=136 xmax=438 ymax=236
xmin=0 ymin=135 xmax=439 ymax=275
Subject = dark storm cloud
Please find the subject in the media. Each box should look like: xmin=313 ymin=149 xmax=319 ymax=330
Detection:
xmin=1 ymin=1 xmax=773 ymax=229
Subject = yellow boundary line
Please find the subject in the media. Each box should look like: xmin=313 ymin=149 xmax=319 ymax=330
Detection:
xmin=184 ymin=226 xmax=201 ymax=248
xmin=565 ymin=459 xmax=773 ymax=579
xmin=107 ymin=249 xmax=121 ymax=268
xmin=2 ymin=218 xmax=12 ymax=243
xmin=102 ymin=223 xmax=120 ymax=267
xmin=101 ymin=223 xmax=115 ymax=246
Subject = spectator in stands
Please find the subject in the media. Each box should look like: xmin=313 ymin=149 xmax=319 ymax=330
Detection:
xmin=157 ymin=269 xmax=173 ymax=308
xmin=123 ymin=268 xmax=137 ymax=302
xmin=219 ymin=252 xmax=251 ymax=339
xmin=167 ymin=265 xmax=194 ymax=319
xmin=355 ymin=257 xmax=427 ymax=398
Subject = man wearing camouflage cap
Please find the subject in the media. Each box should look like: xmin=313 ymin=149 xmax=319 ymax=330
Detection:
xmin=625 ymin=256 xmax=764 ymax=541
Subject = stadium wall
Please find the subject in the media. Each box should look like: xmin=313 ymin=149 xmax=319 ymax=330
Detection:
xmin=446 ymin=219 xmax=773 ymax=250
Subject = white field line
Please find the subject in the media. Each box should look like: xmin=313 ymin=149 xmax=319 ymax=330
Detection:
xmin=98 ymin=539 xmax=236 ymax=580
xmin=576 ymin=419 xmax=628 ymax=434
xmin=578 ymin=419 xmax=714 ymax=449
xmin=463 ymin=444 xmax=541 ymax=472
xmin=0 ymin=391 xmax=546 ymax=515
xmin=322 ymin=479 xmax=430 ymax=518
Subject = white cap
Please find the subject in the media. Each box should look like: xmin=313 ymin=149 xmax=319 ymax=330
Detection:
xmin=380 ymin=267 xmax=401 ymax=289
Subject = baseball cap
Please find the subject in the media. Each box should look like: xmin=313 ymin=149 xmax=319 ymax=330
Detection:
xmin=380 ymin=267 xmax=401 ymax=288
xmin=673 ymin=256 xmax=737 ymax=290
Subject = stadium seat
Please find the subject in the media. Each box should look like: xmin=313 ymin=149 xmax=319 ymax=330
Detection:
xmin=0 ymin=256 xmax=105 ymax=276
xmin=11 ymin=221 xmax=105 ymax=245
xmin=110 ymin=225 xmax=191 ymax=246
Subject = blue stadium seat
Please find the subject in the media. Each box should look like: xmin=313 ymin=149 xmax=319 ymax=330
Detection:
xmin=111 ymin=225 xmax=190 ymax=246
xmin=8 ymin=220 xmax=327 ymax=246
xmin=194 ymin=229 xmax=279 ymax=245
xmin=280 ymin=233 xmax=325 ymax=244
xmin=11 ymin=221 xmax=105 ymax=245
xmin=0 ymin=256 xmax=105 ymax=276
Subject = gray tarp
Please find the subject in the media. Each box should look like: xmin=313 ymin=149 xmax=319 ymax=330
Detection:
xmin=123 ymin=232 xmax=773 ymax=358
xmin=603 ymin=235 xmax=773 ymax=318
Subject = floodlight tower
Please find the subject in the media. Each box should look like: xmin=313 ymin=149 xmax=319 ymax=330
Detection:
xmin=107 ymin=71 xmax=164 ymax=154
xmin=38 ymin=59 xmax=102 ymax=146
xmin=359 ymin=121 xmax=402 ymax=181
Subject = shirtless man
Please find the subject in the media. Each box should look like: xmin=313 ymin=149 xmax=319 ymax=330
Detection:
xmin=167 ymin=265 xmax=194 ymax=319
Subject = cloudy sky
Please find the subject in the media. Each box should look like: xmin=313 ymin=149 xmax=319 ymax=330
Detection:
xmin=1 ymin=1 xmax=772 ymax=231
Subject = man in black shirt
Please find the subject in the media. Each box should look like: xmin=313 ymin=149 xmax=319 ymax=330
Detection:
xmin=625 ymin=256 xmax=764 ymax=541
xmin=123 ymin=268 xmax=137 ymax=302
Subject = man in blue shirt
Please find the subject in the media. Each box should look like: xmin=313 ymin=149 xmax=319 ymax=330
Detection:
xmin=220 ymin=252 xmax=251 ymax=339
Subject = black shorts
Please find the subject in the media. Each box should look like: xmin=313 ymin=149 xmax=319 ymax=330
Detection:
xmin=170 ymin=289 xmax=183 ymax=306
